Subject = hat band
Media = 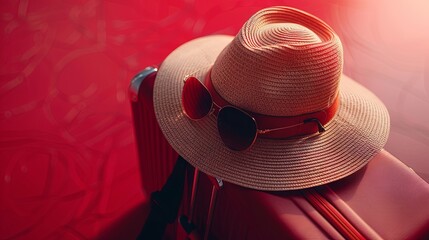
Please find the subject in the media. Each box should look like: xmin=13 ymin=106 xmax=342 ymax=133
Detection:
xmin=205 ymin=70 xmax=340 ymax=139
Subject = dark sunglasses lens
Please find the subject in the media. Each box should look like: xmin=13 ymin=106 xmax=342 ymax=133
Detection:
xmin=217 ymin=106 xmax=257 ymax=151
xmin=182 ymin=77 xmax=212 ymax=120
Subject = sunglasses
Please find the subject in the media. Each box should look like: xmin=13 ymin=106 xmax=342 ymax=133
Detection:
xmin=181 ymin=75 xmax=328 ymax=151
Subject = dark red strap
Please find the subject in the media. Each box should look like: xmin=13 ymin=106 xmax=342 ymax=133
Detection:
xmin=204 ymin=70 xmax=340 ymax=139
xmin=303 ymin=188 xmax=366 ymax=240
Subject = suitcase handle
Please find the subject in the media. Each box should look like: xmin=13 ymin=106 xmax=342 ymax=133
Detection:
xmin=180 ymin=167 xmax=223 ymax=240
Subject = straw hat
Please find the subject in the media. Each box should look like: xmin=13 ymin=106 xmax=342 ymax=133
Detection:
xmin=153 ymin=6 xmax=390 ymax=190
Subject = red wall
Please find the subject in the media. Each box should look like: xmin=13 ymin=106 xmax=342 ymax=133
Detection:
xmin=1 ymin=0 xmax=428 ymax=239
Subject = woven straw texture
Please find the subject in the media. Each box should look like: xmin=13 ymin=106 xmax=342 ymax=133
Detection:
xmin=212 ymin=7 xmax=343 ymax=116
xmin=153 ymin=7 xmax=390 ymax=191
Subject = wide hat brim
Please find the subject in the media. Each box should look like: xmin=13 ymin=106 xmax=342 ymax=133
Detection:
xmin=154 ymin=35 xmax=390 ymax=191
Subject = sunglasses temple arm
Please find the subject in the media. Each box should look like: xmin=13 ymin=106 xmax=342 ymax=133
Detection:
xmin=303 ymin=118 xmax=326 ymax=132
xmin=258 ymin=118 xmax=326 ymax=134
xmin=258 ymin=122 xmax=304 ymax=134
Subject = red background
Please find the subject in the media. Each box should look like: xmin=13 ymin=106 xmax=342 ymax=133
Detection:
xmin=1 ymin=0 xmax=429 ymax=239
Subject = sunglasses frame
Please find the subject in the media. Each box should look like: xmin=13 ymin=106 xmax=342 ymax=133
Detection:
xmin=182 ymin=76 xmax=325 ymax=151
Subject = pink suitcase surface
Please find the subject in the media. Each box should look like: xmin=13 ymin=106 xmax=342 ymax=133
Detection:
xmin=130 ymin=66 xmax=429 ymax=239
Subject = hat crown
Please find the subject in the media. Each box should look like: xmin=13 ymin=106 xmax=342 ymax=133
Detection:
xmin=211 ymin=6 xmax=343 ymax=116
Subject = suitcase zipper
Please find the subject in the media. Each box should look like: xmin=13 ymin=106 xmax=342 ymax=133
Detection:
xmin=303 ymin=188 xmax=366 ymax=240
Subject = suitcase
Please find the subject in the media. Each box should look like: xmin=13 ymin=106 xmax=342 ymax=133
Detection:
xmin=130 ymin=66 xmax=429 ymax=239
